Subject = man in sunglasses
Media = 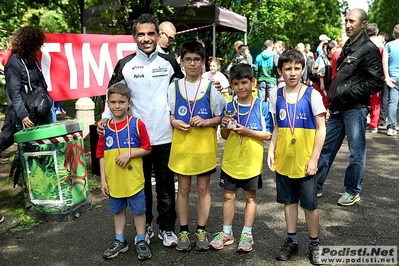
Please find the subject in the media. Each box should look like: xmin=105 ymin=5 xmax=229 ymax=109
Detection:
xmin=158 ymin=21 xmax=176 ymax=54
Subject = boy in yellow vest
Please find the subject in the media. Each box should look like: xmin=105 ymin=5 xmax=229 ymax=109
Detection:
xmin=167 ymin=40 xmax=225 ymax=251
xmin=209 ymin=63 xmax=273 ymax=252
xmin=267 ymin=48 xmax=326 ymax=265
xmin=96 ymin=83 xmax=152 ymax=260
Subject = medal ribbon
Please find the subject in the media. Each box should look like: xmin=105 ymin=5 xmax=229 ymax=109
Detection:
xmin=236 ymin=96 xmax=254 ymax=145
xmin=284 ymin=85 xmax=303 ymax=138
xmin=113 ymin=116 xmax=131 ymax=158
xmin=184 ymin=78 xmax=202 ymax=120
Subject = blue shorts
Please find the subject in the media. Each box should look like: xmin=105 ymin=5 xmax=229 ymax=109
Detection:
xmin=109 ymin=189 xmax=146 ymax=215
xmin=276 ymin=172 xmax=317 ymax=210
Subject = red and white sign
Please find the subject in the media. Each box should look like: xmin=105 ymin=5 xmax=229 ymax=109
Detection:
xmin=41 ymin=33 xmax=136 ymax=101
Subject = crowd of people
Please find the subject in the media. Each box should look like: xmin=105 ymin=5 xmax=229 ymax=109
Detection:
xmin=0 ymin=6 xmax=398 ymax=266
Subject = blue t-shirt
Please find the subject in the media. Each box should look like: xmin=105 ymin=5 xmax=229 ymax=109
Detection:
xmin=221 ymin=98 xmax=274 ymax=134
xmin=316 ymin=46 xmax=324 ymax=58
xmin=384 ymin=39 xmax=399 ymax=79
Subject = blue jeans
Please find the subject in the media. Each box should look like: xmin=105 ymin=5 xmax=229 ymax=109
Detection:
xmin=316 ymin=108 xmax=368 ymax=195
xmin=258 ymin=81 xmax=276 ymax=102
xmin=387 ymin=80 xmax=399 ymax=130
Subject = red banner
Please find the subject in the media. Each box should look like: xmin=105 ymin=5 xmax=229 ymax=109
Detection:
xmin=42 ymin=33 xmax=136 ymax=101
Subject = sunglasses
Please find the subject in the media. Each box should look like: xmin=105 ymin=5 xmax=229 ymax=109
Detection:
xmin=161 ymin=29 xmax=175 ymax=42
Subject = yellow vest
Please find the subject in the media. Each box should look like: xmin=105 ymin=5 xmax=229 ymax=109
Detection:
xmin=169 ymin=127 xmax=217 ymax=176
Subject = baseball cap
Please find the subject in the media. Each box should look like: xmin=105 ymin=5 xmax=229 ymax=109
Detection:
xmin=319 ymin=34 xmax=331 ymax=41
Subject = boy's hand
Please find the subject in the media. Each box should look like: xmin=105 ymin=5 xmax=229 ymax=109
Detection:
xmin=213 ymin=80 xmax=222 ymax=91
xmin=190 ymin=116 xmax=208 ymax=127
xmin=172 ymin=119 xmax=190 ymax=131
xmin=267 ymin=152 xmax=275 ymax=172
xmin=115 ymin=152 xmax=131 ymax=168
xmin=101 ymin=181 xmax=109 ymax=198
xmin=386 ymin=77 xmax=396 ymax=88
xmin=221 ymin=116 xmax=233 ymax=129
xmin=232 ymin=124 xmax=249 ymax=135
xmin=97 ymin=118 xmax=109 ymax=135
xmin=305 ymin=158 xmax=318 ymax=176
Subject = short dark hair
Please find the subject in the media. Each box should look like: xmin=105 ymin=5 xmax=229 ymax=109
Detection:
xmin=132 ymin=14 xmax=159 ymax=35
xmin=277 ymin=48 xmax=305 ymax=70
xmin=180 ymin=40 xmax=205 ymax=59
xmin=379 ymin=32 xmax=389 ymax=43
xmin=351 ymin=8 xmax=368 ymax=22
xmin=107 ymin=83 xmax=131 ymax=100
xmin=326 ymin=40 xmax=338 ymax=53
xmin=229 ymin=63 xmax=253 ymax=81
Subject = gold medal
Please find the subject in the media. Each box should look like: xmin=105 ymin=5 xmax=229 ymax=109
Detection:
xmin=284 ymin=85 xmax=303 ymax=147
xmin=127 ymin=165 xmax=133 ymax=171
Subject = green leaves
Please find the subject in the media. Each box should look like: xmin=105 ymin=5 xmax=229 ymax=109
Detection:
xmin=368 ymin=0 xmax=399 ymax=39
xmin=0 ymin=0 xmax=345 ymax=69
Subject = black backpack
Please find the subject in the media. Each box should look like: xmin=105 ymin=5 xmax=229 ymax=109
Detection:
xmin=20 ymin=59 xmax=53 ymax=123
xmin=321 ymin=55 xmax=332 ymax=90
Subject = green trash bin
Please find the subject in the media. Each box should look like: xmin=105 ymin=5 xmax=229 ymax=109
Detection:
xmin=14 ymin=121 xmax=91 ymax=221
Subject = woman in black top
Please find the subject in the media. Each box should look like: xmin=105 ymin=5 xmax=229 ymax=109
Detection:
xmin=5 ymin=26 xmax=53 ymax=130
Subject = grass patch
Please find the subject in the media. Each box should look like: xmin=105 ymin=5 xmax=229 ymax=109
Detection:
xmin=9 ymin=209 xmax=41 ymax=233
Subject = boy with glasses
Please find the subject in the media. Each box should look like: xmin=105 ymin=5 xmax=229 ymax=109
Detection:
xmin=167 ymin=40 xmax=225 ymax=252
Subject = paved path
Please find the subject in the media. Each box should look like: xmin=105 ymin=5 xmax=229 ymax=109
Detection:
xmin=0 ymin=127 xmax=398 ymax=265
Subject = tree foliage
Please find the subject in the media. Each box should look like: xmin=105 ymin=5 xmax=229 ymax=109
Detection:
xmin=0 ymin=0 xmax=97 ymax=47
xmin=218 ymin=0 xmax=342 ymax=48
xmin=0 ymin=0 xmax=348 ymax=64
xmin=92 ymin=0 xmax=343 ymax=67
xmin=368 ymin=0 xmax=399 ymax=40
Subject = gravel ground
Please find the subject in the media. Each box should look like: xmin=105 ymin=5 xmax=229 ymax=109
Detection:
xmin=0 ymin=117 xmax=398 ymax=266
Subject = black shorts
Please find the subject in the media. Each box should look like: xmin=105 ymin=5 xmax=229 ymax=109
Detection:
xmin=175 ymin=168 xmax=216 ymax=177
xmin=220 ymin=170 xmax=263 ymax=191
xmin=198 ymin=168 xmax=217 ymax=176
xmin=275 ymin=172 xmax=317 ymax=210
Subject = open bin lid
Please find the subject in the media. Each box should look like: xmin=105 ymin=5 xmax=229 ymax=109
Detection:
xmin=14 ymin=121 xmax=84 ymax=143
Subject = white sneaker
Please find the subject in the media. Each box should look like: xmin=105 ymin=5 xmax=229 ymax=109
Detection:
xmin=135 ymin=235 xmax=150 ymax=245
xmin=158 ymin=230 xmax=178 ymax=247
xmin=387 ymin=128 xmax=397 ymax=136
xmin=174 ymin=174 xmax=178 ymax=192
xmin=146 ymin=223 xmax=154 ymax=239
xmin=366 ymin=127 xmax=378 ymax=133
